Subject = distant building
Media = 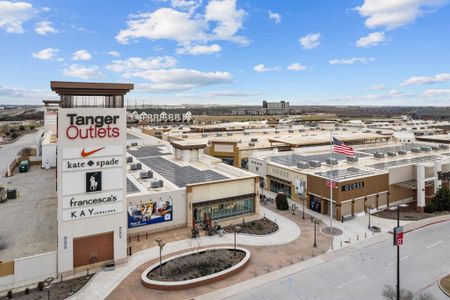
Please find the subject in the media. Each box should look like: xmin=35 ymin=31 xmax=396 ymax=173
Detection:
xmin=127 ymin=109 xmax=192 ymax=124
xmin=412 ymin=108 xmax=450 ymax=121
xmin=262 ymin=100 xmax=290 ymax=115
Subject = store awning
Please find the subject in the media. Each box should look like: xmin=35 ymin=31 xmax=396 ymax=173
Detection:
xmin=393 ymin=179 xmax=433 ymax=190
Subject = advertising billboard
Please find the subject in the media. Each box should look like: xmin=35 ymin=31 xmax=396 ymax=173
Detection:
xmin=128 ymin=200 xmax=173 ymax=228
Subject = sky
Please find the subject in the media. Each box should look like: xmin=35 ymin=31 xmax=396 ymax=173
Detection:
xmin=1 ymin=0 xmax=450 ymax=106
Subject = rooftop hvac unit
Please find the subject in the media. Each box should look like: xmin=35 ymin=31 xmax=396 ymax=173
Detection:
xmin=297 ymin=162 xmax=310 ymax=169
xmin=398 ymin=150 xmax=407 ymax=155
xmin=263 ymin=131 xmax=268 ymax=134
xmin=387 ymin=151 xmax=397 ymax=157
xmin=373 ymin=152 xmax=385 ymax=158
xmin=346 ymin=156 xmax=359 ymax=163
xmin=136 ymin=163 xmax=142 ymax=170
xmin=126 ymin=156 xmax=133 ymax=163
xmin=201 ymin=133 xmax=208 ymax=137
xmin=182 ymin=134 xmax=188 ymax=138
xmin=131 ymin=142 xmax=138 ymax=147
xmin=410 ymin=147 xmax=421 ymax=153
xmin=420 ymin=146 xmax=431 ymax=152
xmin=342 ymin=128 xmax=347 ymax=131
xmin=150 ymin=179 xmax=164 ymax=188
xmin=140 ymin=171 xmax=149 ymax=179
xmin=439 ymin=144 xmax=449 ymax=150
xmin=147 ymin=170 xmax=153 ymax=179
xmin=130 ymin=163 xmax=138 ymax=171
xmin=243 ymin=132 xmax=250 ymax=135
xmin=431 ymin=146 xmax=440 ymax=151
xmin=310 ymin=160 xmax=322 ymax=168
xmin=250 ymin=138 xmax=258 ymax=142
xmin=216 ymin=133 xmax=222 ymax=137
xmin=326 ymin=158 xmax=339 ymax=165
xmin=227 ymin=132 xmax=233 ymax=136
xmin=288 ymin=130 xmax=294 ymax=133
xmin=299 ymin=129 xmax=305 ymax=132
xmin=275 ymin=130 xmax=280 ymax=134
xmin=376 ymin=130 xmax=382 ymax=134
xmin=248 ymin=142 xmax=255 ymax=147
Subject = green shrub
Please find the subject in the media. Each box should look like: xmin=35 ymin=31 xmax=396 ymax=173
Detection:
xmin=19 ymin=125 xmax=25 ymax=131
xmin=11 ymin=132 xmax=18 ymax=139
xmin=430 ymin=187 xmax=450 ymax=212
xmin=30 ymin=125 xmax=35 ymax=130
xmin=275 ymin=193 xmax=289 ymax=210
xmin=424 ymin=203 xmax=436 ymax=213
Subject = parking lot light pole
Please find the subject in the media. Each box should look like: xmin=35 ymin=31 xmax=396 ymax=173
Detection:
xmin=233 ymin=226 xmax=241 ymax=256
xmin=155 ymin=238 xmax=165 ymax=276
xmin=389 ymin=203 xmax=408 ymax=300
xmin=310 ymin=217 xmax=320 ymax=248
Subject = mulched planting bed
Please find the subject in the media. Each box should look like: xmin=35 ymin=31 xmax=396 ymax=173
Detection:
xmin=373 ymin=204 xmax=449 ymax=221
xmin=440 ymin=274 xmax=450 ymax=295
xmin=223 ymin=217 xmax=279 ymax=235
xmin=147 ymin=249 xmax=245 ymax=282
xmin=0 ymin=274 xmax=94 ymax=300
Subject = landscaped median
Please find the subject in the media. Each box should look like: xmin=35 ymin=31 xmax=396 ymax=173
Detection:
xmin=439 ymin=274 xmax=450 ymax=297
xmin=141 ymin=247 xmax=251 ymax=290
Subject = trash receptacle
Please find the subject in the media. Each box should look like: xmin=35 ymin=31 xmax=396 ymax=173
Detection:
xmin=7 ymin=188 xmax=17 ymax=199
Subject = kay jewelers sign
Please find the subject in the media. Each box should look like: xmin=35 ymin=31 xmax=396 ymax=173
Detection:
xmin=62 ymin=190 xmax=123 ymax=221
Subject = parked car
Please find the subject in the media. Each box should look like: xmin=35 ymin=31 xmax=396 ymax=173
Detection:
xmin=18 ymin=160 xmax=30 ymax=173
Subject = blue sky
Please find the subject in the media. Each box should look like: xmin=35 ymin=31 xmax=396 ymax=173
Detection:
xmin=1 ymin=0 xmax=450 ymax=105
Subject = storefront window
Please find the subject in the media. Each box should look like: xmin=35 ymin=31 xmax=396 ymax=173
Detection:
xmin=270 ymin=180 xmax=291 ymax=198
xmin=193 ymin=198 xmax=254 ymax=223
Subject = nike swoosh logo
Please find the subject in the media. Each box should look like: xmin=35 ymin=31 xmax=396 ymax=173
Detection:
xmin=81 ymin=147 xmax=105 ymax=157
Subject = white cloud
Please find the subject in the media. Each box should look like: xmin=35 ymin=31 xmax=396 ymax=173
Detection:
xmin=299 ymin=33 xmax=321 ymax=49
xmin=268 ymin=10 xmax=281 ymax=24
xmin=371 ymin=84 xmax=386 ymax=90
xmin=355 ymin=0 xmax=447 ymax=30
xmin=356 ymin=32 xmax=386 ymax=47
xmin=177 ymin=43 xmax=221 ymax=55
xmin=387 ymin=89 xmax=403 ymax=96
xmin=32 ymin=48 xmax=59 ymax=60
xmin=0 ymin=1 xmax=34 ymax=33
xmin=203 ymin=90 xmax=260 ymax=97
xmin=72 ymin=49 xmax=92 ymax=61
xmin=131 ymin=69 xmax=232 ymax=92
xmin=287 ymin=63 xmax=306 ymax=71
xmin=205 ymin=0 xmax=247 ymax=45
xmin=423 ymin=89 xmax=450 ymax=97
xmin=329 ymin=57 xmax=375 ymax=65
xmin=108 ymin=51 xmax=121 ymax=57
xmin=116 ymin=1 xmax=247 ymax=45
xmin=63 ymin=64 xmax=102 ymax=79
xmin=170 ymin=0 xmax=202 ymax=13
xmin=401 ymin=72 xmax=450 ymax=86
xmin=107 ymin=55 xmax=231 ymax=92
xmin=34 ymin=21 xmax=57 ymax=35
xmin=253 ymin=64 xmax=277 ymax=73
xmin=106 ymin=56 xmax=177 ymax=72
xmin=116 ymin=8 xmax=207 ymax=44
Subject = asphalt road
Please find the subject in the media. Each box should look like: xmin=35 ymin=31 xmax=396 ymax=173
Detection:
xmin=229 ymin=221 xmax=450 ymax=300
xmin=0 ymin=130 xmax=41 ymax=176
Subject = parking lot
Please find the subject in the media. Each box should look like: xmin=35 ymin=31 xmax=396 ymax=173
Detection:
xmin=0 ymin=166 xmax=57 ymax=261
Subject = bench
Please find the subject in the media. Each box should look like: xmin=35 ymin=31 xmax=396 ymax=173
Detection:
xmin=104 ymin=263 xmax=115 ymax=271
xmin=369 ymin=226 xmax=381 ymax=233
xmin=341 ymin=214 xmax=354 ymax=223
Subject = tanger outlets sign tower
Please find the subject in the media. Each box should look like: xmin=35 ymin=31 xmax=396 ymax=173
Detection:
xmin=52 ymin=81 xmax=133 ymax=274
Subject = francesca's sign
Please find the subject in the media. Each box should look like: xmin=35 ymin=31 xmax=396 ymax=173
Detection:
xmin=62 ymin=190 xmax=122 ymax=209
xmin=64 ymin=113 xmax=121 ymax=140
xmin=62 ymin=156 xmax=122 ymax=171
xmin=63 ymin=202 xmax=123 ymax=221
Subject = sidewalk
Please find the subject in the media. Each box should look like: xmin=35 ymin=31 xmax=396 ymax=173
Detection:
xmin=261 ymin=190 xmax=412 ymax=251
xmin=72 ymin=206 xmax=300 ymax=300
xmin=197 ymin=214 xmax=450 ymax=300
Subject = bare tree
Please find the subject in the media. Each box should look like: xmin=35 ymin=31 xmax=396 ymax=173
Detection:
xmin=382 ymin=285 xmax=435 ymax=300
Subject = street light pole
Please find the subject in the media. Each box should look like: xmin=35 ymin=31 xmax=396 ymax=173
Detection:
xmin=396 ymin=207 xmax=400 ymax=300
xmin=233 ymin=226 xmax=241 ymax=256
xmin=155 ymin=238 xmax=165 ymax=276
xmin=310 ymin=217 xmax=319 ymax=248
xmin=302 ymin=196 xmax=305 ymax=219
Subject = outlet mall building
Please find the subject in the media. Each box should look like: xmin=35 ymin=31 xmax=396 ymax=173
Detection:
xmin=49 ymin=81 xmax=259 ymax=275
xmin=250 ymin=143 xmax=450 ymax=221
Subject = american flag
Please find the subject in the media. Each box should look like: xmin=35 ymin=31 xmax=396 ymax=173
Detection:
xmin=332 ymin=137 xmax=354 ymax=156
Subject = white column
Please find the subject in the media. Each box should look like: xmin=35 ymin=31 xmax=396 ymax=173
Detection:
xmin=416 ymin=164 xmax=425 ymax=209
xmin=434 ymin=160 xmax=442 ymax=193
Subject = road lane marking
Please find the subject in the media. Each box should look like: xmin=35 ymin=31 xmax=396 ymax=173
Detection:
xmin=388 ymin=256 xmax=409 ymax=266
xmin=426 ymin=240 xmax=443 ymax=249
xmin=337 ymin=275 xmax=366 ymax=289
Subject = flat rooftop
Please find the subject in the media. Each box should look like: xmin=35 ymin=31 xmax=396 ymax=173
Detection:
xmin=0 ymin=167 xmax=57 ymax=261
xmin=126 ymin=144 xmax=255 ymax=195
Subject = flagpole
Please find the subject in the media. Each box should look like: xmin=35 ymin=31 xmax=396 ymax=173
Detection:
xmin=329 ymin=131 xmax=333 ymax=229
